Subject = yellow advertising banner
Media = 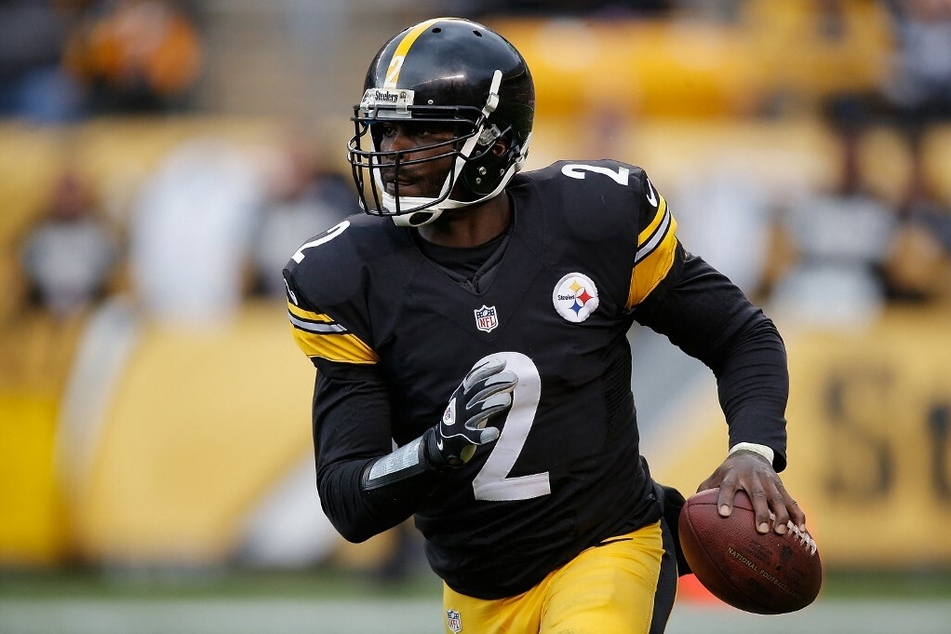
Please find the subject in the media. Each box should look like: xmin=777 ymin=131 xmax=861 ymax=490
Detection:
xmin=651 ymin=307 xmax=951 ymax=569
xmin=4 ymin=304 xmax=949 ymax=570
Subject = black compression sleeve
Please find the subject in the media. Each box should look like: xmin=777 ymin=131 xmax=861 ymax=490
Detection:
xmin=311 ymin=361 xmax=441 ymax=543
xmin=633 ymin=253 xmax=789 ymax=470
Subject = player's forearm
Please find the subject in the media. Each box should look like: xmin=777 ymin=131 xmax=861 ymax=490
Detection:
xmin=633 ymin=254 xmax=789 ymax=468
xmin=311 ymin=357 xmax=514 ymax=542
xmin=713 ymin=316 xmax=789 ymax=470
xmin=311 ymin=362 xmax=435 ymax=541
xmin=317 ymin=448 xmax=441 ymax=543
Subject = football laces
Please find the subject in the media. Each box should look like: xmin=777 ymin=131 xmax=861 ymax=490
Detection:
xmin=786 ymin=521 xmax=818 ymax=556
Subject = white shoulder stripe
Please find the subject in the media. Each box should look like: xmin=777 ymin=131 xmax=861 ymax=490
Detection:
xmin=634 ymin=205 xmax=671 ymax=264
xmin=288 ymin=312 xmax=348 ymax=334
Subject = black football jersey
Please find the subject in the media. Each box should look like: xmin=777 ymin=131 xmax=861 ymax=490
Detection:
xmin=284 ymin=160 xmax=725 ymax=598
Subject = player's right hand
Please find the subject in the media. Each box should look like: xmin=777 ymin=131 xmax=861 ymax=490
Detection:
xmin=424 ymin=356 xmax=517 ymax=468
xmin=698 ymin=451 xmax=805 ymax=536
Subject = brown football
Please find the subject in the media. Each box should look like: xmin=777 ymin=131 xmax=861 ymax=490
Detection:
xmin=678 ymin=488 xmax=823 ymax=614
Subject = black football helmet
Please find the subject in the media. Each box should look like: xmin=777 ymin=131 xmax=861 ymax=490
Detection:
xmin=347 ymin=17 xmax=535 ymax=226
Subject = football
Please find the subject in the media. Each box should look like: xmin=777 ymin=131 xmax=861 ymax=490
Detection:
xmin=678 ymin=488 xmax=822 ymax=614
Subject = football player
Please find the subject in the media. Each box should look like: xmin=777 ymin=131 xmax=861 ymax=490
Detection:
xmin=283 ymin=17 xmax=806 ymax=634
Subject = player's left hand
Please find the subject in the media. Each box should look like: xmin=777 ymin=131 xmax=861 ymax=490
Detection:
xmin=697 ymin=451 xmax=806 ymax=536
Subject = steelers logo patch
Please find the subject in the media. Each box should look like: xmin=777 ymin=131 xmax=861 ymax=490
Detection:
xmin=552 ymin=272 xmax=600 ymax=323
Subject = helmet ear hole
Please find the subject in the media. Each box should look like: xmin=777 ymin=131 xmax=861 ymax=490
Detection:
xmin=490 ymin=136 xmax=509 ymax=158
xmin=460 ymin=147 xmax=510 ymax=198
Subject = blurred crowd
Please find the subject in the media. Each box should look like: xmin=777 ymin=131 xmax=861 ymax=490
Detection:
xmin=4 ymin=0 xmax=950 ymax=332
xmin=0 ymin=0 xmax=202 ymax=121
xmin=15 ymin=130 xmax=358 ymax=326
xmin=773 ymin=0 xmax=951 ymax=318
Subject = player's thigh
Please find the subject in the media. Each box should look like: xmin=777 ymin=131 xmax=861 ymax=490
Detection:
xmin=542 ymin=521 xmax=664 ymax=634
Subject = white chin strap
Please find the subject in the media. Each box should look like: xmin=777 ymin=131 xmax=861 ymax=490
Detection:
xmin=375 ymin=171 xmax=468 ymax=227
xmin=384 ymin=160 xmax=522 ymax=227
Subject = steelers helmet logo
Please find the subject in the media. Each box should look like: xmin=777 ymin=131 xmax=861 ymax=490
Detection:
xmin=552 ymin=273 xmax=600 ymax=323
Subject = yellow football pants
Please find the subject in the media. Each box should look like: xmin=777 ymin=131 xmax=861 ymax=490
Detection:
xmin=441 ymin=521 xmax=666 ymax=634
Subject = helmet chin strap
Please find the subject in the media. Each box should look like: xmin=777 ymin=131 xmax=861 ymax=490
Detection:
xmin=387 ymin=70 xmax=506 ymax=228
xmin=386 ymin=190 xmax=465 ymax=227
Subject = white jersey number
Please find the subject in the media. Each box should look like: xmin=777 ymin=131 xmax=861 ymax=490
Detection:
xmin=291 ymin=220 xmax=350 ymax=263
xmin=561 ymin=163 xmax=630 ymax=186
xmin=472 ymin=351 xmax=551 ymax=501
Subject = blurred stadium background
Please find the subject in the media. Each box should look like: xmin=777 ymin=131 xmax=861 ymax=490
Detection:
xmin=2 ymin=0 xmax=951 ymax=632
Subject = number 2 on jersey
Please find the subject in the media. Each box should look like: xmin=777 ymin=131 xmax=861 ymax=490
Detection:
xmin=291 ymin=221 xmax=350 ymax=263
xmin=472 ymin=351 xmax=551 ymax=502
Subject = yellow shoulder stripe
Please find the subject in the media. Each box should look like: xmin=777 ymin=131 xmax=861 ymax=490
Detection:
xmin=286 ymin=301 xmax=379 ymax=365
xmin=627 ymin=195 xmax=679 ymax=310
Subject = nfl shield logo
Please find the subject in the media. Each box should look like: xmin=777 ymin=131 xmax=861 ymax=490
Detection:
xmin=446 ymin=609 xmax=463 ymax=633
xmin=474 ymin=305 xmax=499 ymax=333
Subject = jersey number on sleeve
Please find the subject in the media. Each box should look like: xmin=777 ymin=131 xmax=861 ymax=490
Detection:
xmin=291 ymin=221 xmax=350 ymax=263
xmin=472 ymin=351 xmax=551 ymax=502
xmin=561 ymin=163 xmax=630 ymax=186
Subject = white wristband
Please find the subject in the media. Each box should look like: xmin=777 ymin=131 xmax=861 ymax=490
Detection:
xmin=729 ymin=442 xmax=775 ymax=465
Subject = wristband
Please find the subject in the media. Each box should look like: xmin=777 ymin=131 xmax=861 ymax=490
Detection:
xmin=364 ymin=436 xmax=428 ymax=490
xmin=728 ymin=442 xmax=774 ymax=466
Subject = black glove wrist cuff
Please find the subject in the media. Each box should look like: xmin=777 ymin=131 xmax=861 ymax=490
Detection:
xmin=422 ymin=427 xmax=458 ymax=471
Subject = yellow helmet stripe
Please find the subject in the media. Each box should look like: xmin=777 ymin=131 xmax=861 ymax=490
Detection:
xmin=384 ymin=17 xmax=449 ymax=88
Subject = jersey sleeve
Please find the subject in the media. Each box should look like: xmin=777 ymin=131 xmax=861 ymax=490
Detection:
xmin=282 ymin=222 xmax=441 ymax=541
xmin=606 ymin=166 xmax=788 ymax=468
xmin=282 ymin=221 xmax=380 ymax=367
xmin=634 ymin=253 xmax=789 ymax=470
xmin=626 ymin=168 xmax=682 ymax=310
xmin=285 ymin=300 xmax=379 ymax=365
xmin=309 ymin=359 xmax=441 ymax=542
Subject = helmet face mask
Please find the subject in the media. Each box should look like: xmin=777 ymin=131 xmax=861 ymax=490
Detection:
xmin=349 ymin=105 xmax=481 ymax=223
xmin=347 ymin=18 xmax=534 ymax=226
